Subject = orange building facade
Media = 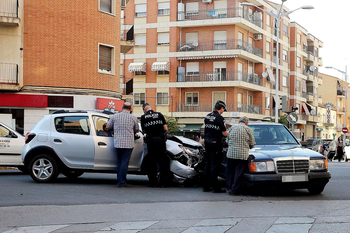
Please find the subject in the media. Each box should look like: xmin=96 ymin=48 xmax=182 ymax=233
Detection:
xmin=122 ymin=0 xmax=323 ymax=139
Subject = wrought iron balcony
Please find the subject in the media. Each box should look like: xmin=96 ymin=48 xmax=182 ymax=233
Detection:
xmin=177 ymin=39 xmax=262 ymax=57
xmin=176 ymin=102 xmax=262 ymax=114
xmin=177 ymin=71 xmax=262 ymax=86
xmin=177 ymin=7 xmax=262 ymax=28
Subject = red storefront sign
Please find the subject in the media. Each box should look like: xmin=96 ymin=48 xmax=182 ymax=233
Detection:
xmin=96 ymin=98 xmax=124 ymax=111
xmin=0 ymin=93 xmax=47 ymax=107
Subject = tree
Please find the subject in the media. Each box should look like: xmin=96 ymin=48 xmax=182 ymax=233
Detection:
xmin=263 ymin=114 xmax=289 ymax=128
xmin=164 ymin=115 xmax=180 ymax=134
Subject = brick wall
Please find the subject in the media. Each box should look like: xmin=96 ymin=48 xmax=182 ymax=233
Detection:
xmin=23 ymin=0 xmax=121 ymax=93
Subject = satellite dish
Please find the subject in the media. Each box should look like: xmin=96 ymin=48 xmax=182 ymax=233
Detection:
xmin=309 ymin=66 xmax=316 ymax=72
xmin=262 ymin=72 xmax=268 ymax=78
xmin=310 ymin=110 xmax=316 ymax=115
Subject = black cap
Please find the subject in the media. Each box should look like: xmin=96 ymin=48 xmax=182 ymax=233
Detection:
xmin=216 ymin=100 xmax=227 ymax=112
xmin=142 ymin=103 xmax=150 ymax=110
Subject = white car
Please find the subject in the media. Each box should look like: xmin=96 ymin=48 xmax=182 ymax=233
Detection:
xmin=0 ymin=122 xmax=25 ymax=171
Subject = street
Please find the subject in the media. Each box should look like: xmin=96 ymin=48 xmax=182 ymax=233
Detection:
xmin=0 ymin=162 xmax=350 ymax=232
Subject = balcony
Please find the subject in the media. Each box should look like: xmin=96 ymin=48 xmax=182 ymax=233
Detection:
xmin=176 ymin=102 xmax=262 ymax=114
xmin=306 ymin=92 xmax=314 ymax=103
xmin=121 ymin=0 xmax=130 ymax=10
xmin=177 ymin=39 xmax=262 ymax=58
xmin=0 ymin=0 xmax=19 ymax=26
xmin=338 ymin=107 xmax=345 ymax=113
xmin=336 ymin=124 xmax=343 ymax=132
xmin=0 ymin=63 xmax=19 ymax=90
xmin=177 ymin=7 xmax=262 ymax=29
xmin=177 ymin=71 xmax=262 ymax=86
xmin=337 ymin=90 xmax=345 ymax=96
xmin=120 ymin=25 xmax=134 ymax=53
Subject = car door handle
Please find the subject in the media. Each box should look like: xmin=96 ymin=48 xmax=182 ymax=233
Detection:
xmin=98 ymin=142 xmax=107 ymax=146
xmin=54 ymin=139 xmax=62 ymax=143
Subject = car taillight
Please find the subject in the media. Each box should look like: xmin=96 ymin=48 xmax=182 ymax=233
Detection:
xmin=25 ymin=133 xmax=36 ymax=144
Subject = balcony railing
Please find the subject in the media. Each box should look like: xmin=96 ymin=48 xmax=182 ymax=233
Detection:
xmin=177 ymin=71 xmax=262 ymax=86
xmin=0 ymin=63 xmax=18 ymax=84
xmin=178 ymin=7 xmax=262 ymax=28
xmin=177 ymin=39 xmax=262 ymax=57
xmin=337 ymin=90 xmax=345 ymax=96
xmin=0 ymin=0 xmax=18 ymax=18
xmin=176 ymin=103 xmax=262 ymax=114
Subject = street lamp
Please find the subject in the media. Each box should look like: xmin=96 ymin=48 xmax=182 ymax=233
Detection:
xmin=325 ymin=65 xmax=348 ymax=134
xmin=241 ymin=1 xmax=313 ymax=122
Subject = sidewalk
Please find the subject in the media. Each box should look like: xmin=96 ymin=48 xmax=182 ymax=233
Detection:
xmin=1 ymin=200 xmax=349 ymax=233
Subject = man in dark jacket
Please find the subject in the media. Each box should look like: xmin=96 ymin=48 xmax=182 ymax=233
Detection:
xmin=141 ymin=103 xmax=168 ymax=186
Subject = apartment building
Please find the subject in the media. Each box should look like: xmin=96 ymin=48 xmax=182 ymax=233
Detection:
xmin=319 ymin=72 xmax=349 ymax=139
xmin=0 ymin=0 xmax=129 ymax=134
xmin=121 ymin=0 xmax=323 ymax=138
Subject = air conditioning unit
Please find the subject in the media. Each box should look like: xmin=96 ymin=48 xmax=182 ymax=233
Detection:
xmin=202 ymin=0 xmax=212 ymax=3
xmin=253 ymin=34 xmax=262 ymax=41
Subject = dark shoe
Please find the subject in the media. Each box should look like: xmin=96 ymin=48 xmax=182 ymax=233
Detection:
xmin=212 ymin=188 xmax=226 ymax=193
xmin=203 ymin=187 xmax=212 ymax=192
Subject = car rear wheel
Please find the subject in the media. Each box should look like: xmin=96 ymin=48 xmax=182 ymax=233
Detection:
xmin=62 ymin=170 xmax=84 ymax=179
xmin=29 ymin=154 xmax=59 ymax=183
xmin=307 ymin=185 xmax=325 ymax=195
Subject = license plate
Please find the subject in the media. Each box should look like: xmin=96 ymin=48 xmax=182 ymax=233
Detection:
xmin=282 ymin=174 xmax=308 ymax=182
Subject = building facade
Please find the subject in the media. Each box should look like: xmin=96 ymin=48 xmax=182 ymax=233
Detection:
xmin=0 ymin=0 xmax=128 ymax=134
xmin=121 ymin=0 xmax=322 ymax=138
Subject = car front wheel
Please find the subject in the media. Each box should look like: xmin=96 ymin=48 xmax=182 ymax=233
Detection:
xmin=29 ymin=154 xmax=59 ymax=183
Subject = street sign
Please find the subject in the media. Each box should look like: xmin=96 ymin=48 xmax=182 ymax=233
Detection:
xmin=287 ymin=112 xmax=298 ymax=124
xmin=343 ymin=128 xmax=348 ymax=134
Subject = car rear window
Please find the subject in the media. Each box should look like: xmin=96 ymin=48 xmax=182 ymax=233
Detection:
xmin=55 ymin=116 xmax=90 ymax=135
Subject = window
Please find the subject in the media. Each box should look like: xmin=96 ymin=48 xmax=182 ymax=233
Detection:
xmin=186 ymin=92 xmax=199 ymax=106
xmin=55 ymin=116 xmax=90 ymax=135
xmin=158 ymin=2 xmax=170 ymax=15
xmin=248 ymin=95 xmax=253 ymax=106
xmin=296 ymin=80 xmax=301 ymax=91
xmin=99 ymin=0 xmax=115 ymax=15
xmin=158 ymin=33 xmax=169 ymax=45
xmin=283 ymin=50 xmax=288 ymax=61
xmin=283 ymin=76 xmax=288 ymax=87
xmin=297 ymin=34 xmax=301 ymax=44
xmin=157 ymin=92 xmax=169 ymax=105
xmin=265 ymin=97 xmax=270 ymax=109
xmin=214 ymin=31 xmax=227 ymax=50
xmin=134 ymin=93 xmax=146 ymax=105
xmin=135 ymin=4 xmax=147 ymax=17
xmin=186 ymin=32 xmax=198 ymax=46
xmin=93 ymin=116 xmax=113 ymax=137
xmin=158 ymin=70 xmax=169 ymax=75
xmin=266 ymin=41 xmax=270 ymax=53
xmin=213 ymin=92 xmax=226 ymax=106
xmin=99 ymin=44 xmax=114 ymax=74
xmin=0 ymin=125 xmax=10 ymax=137
xmin=297 ymin=57 xmax=301 ymax=67
xmin=134 ymin=71 xmax=146 ymax=76
xmin=238 ymin=63 xmax=243 ymax=80
xmin=186 ymin=62 xmax=199 ymax=76
xmin=237 ymin=93 xmax=243 ymax=110
xmin=186 ymin=2 xmax=199 ymax=15
xmin=135 ymin=34 xmax=146 ymax=46
xmin=266 ymin=15 xmax=270 ymax=26
xmin=283 ymin=24 xmax=288 ymax=37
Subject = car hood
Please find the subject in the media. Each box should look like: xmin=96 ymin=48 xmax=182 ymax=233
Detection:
xmin=172 ymin=136 xmax=202 ymax=147
xmin=250 ymin=145 xmax=324 ymax=160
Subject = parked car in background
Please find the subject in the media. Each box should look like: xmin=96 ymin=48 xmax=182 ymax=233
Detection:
xmin=222 ymin=122 xmax=331 ymax=194
xmin=0 ymin=122 xmax=26 ymax=172
xmin=312 ymin=139 xmax=333 ymax=155
xmin=22 ymin=110 xmax=204 ymax=184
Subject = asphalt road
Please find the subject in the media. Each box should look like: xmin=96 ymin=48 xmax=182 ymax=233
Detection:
xmin=0 ymin=161 xmax=349 ymax=207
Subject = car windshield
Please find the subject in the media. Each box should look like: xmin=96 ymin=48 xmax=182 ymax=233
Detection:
xmin=250 ymin=125 xmax=298 ymax=145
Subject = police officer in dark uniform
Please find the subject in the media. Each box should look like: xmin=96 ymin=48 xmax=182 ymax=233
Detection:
xmin=141 ymin=103 xmax=168 ymax=187
xmin=203 ymin=100 xmax=228 ymax=193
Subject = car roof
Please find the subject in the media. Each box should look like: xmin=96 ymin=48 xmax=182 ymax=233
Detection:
xmin=52 ymin=109 xmax=115 ymax=115
xmin=227 ymin=122 xmax=284 ymax=126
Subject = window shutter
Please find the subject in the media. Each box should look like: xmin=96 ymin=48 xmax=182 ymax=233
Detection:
xmin=186 ymin=62 xmax=199 ymax=73
xmin=186 ymin=32 xmax=198 ymax=44
xmin=135 ymin=34 xmax=146 ymax=46
xmin=214 ymin=31 xmax=226 ymax=41
xmin=99 ymin=45 xmax=112 ymax=71
xmin=158 ymin=33 xmax=169 ymax=44
xmin=100 ymin=0 xmax=111 ymax=13
xmin=186 ymin=2 xmax=198 ymax=12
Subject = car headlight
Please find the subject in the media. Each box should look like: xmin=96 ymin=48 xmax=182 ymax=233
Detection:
xmin=179 ymin=145 xmax=200 ymax=158
xmin=249 ymin=161 xmax=275 ymax=172
xmin=310 ymin=159 xmax=327 ymax=170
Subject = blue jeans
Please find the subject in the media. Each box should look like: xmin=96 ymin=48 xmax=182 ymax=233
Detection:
xmin=116 ymin=148 xmax=133 ymax=187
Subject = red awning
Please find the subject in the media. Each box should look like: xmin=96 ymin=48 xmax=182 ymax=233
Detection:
xmin=302 ymin=102 xmax=310 ymax=115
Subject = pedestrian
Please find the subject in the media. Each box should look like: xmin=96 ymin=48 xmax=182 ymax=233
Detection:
xmin=226 ymin=116 xmax=256 ymax=196
xmin=106 ymin=102 xmax=139 ymax=187
xmin=196 ymin=135 xmax=200 ymax=142
xmin=336 ymin=136 xmax=344 ymax=162
xmin=141 ymin=103 xmax=169 ymax=187
xmin=203 ymin=100 xmax=228 ymax=193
